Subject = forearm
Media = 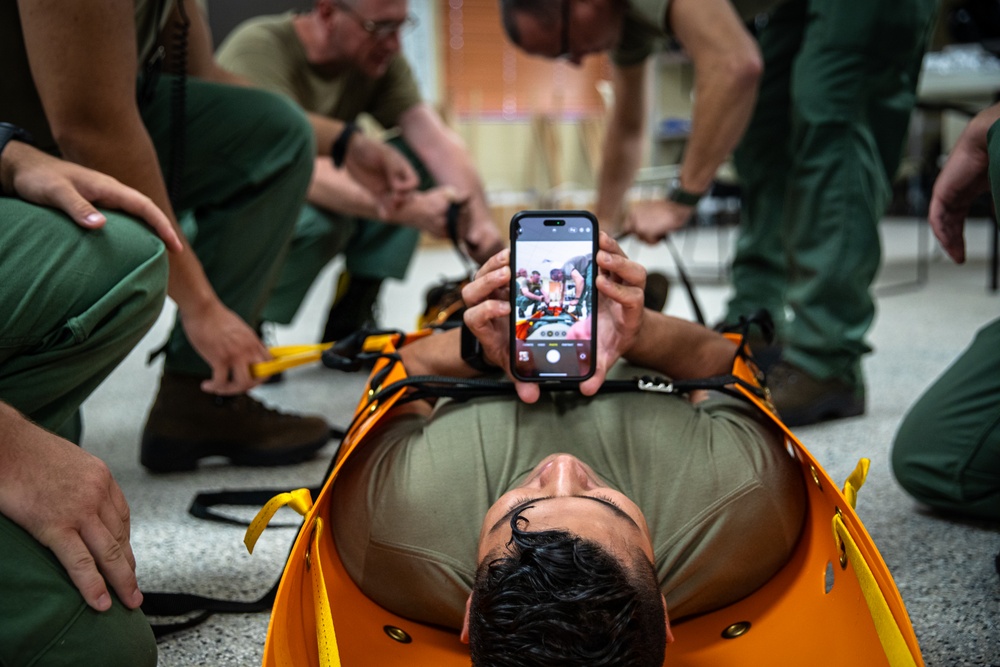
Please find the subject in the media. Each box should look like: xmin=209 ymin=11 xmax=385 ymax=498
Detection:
xmin=679 ymin=60 xmax=760 ymax=192
xmin=397 ymin=328 xmax=480 ymax=379
xmin=307 ymin=113 xmax=350 ymax=158
xmin=595 ymin=63 xmax=648 ymax=228
xmin=670 ymin=0 xmax=762 ymax=193
xmin=308 ymin=158 xmax=382 ymax=218
xmin=624 ymin=310 xmax=736 ymax=379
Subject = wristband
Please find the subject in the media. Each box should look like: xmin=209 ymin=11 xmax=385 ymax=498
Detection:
xmin=330 ymin=122 xmax=359 ymax=168
xmin=665 ymin=177 xmax=706 ymax=207
xmin=460 ymin=322 xmax=497 ymax=372
xmin=0 ymin=122 xmax=34 ymax=161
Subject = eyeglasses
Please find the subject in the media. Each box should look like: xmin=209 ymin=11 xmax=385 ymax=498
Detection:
xmin=556 ymin=0 xmax=571 ymax=59
xmin=335 ymin=1 xmax=418 ymax=40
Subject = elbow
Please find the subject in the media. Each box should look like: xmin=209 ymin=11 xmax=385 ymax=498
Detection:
xmin=730 ymin=45 xmax=763 ymax=95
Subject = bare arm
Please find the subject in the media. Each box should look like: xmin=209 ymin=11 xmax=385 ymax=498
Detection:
xmin=669 ymin=0 xmax=762 ymax=192
xmin=399 ymin=103 xmax=505 ymax=262
xmin=595 ymin=62 xmax=649 ymax=231
xmin=616 ymin=0 xmax=762 ymax=243
xmin=19 ymin=0 xmax=274 ymax=394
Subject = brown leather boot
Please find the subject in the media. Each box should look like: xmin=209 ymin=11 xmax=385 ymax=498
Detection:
xmin=140 ymin=372 xmax=331 ymax=473
xmin=766 ymin=361 xmax=865 ymax=427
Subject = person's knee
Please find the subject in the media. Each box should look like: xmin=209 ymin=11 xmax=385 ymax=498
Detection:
xmin=891 ymin=407 xmax=963 ymax=510
xmin=100 ymin=212 xmax=170 ymax=329
xmin=239 ymin=88 xmax=315 ymax=172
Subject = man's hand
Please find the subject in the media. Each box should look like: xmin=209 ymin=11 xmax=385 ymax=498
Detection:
xmin=386 ymin=186 xmax=460 ymax=236
xmin=928 ymin=103 xmax=1000 ymax=264
xmin=624 ymin=199 xmax=694 ymax=244
xmin=579 ymin=233 xmax=646 ymax=396
xmin=1 ymin=142 xmax=182 ymax=252
xmin=461 ymin=234 xmax=646 ymax=402
xmin=0 ymin=405 xmax=142 ymax=612
xmin=179 ymin=300 xmax=271 ymax=395
xmin=344 ymin=133 xmax=419 ymax=216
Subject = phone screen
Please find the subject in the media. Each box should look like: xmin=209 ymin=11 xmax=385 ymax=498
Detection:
xmin=509 ymin=211 xmax=598 ymax=382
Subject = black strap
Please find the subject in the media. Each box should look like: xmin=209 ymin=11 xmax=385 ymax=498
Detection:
xmin=143 ymin=315 xmax=773 ymax=640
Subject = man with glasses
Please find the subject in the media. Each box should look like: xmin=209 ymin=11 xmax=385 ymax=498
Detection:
xmin=218 ymin=0 xmax=504 ymax=345
xmin=499 ymin=0 xmax=936 ymax=426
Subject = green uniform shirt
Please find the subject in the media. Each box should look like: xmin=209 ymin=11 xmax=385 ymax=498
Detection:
xmin=0 ymin=0 xmax=168 ymax=152
xmin=216 ymin=13 xmax=422 ymax=127
xmin=612 ymin=0 xmax=785 ymax=66
xmin=331 ymin=365 xmax=806 ymax=630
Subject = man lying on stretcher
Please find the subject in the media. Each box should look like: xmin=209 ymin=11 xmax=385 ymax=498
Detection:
xmin=330 ymin=233 xmax=806 ymax=666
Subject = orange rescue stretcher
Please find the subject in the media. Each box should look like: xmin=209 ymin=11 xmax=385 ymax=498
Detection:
xmin=246 ymin=334 xmax=924 ymax=667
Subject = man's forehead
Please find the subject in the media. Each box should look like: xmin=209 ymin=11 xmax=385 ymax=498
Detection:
xmin=355 ymin=0 xmax=409 ymax=16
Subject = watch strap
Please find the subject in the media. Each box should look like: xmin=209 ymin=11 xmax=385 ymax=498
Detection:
xmin=666 ymin=178 xmax=705 ymax=207
xmin=330 ymin=122 xmax=359 ymax=168
xmin=0 ymin=122 xmax=34 ymax=160
xmin=460 ymin=322 xmax=497 ymax=372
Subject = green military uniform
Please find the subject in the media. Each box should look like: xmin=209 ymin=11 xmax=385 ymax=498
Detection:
xmin=217 ymin=14 xmax=431 ymax=326
xmin=614 ymin=0 xmax=937 ymax=393
xmin=891 ymin=121 xmax=1000 ymax=523
xmin=331 ymin=364 xmax=806 ymax=630
xmin=0 ymin=1 xmax=315 ymax=379
xmin=0 ymin=203 xmax=168 ymax=663
xmin=727 ymin=0 xmax=937 ymax=391
xmin=0 ymin=0 xmax=313 ymax=658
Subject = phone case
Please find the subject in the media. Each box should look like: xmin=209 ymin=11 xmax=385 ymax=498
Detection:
xmin=509 ymin=210 xmax=598 ymax=382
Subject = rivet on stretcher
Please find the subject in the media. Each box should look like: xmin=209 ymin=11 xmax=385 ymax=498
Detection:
xmin=721 ymin=621 xmax=751 ymax=639
xmin=810 ymin=465 xmax=822 ymax=490
xmin=369 ymin=402 xmax=379 ymax=414
xmin=384 ymin=625 xmax=412 ymax=643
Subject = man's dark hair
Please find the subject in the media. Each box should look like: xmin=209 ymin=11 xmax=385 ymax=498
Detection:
xmin=468 ymin=508 xmax=667 ymax=666
xmin=497 ymin=0 xmax=561 ymax=46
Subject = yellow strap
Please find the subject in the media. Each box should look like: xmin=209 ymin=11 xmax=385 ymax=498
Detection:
xmin=243 ymin=488 xmax=314 ymax=554
xmin=843 ymin=458 xmax=870 ymax=510
xmin=308 ymin=518 xmax=341 ymax=667
xmin=250 ymin=334 xmax=401 ymax=378
xmin=833 ymin=514 xmax=917 ymax=667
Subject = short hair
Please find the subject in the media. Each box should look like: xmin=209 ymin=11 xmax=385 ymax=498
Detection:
xmin=550 ymin=268 xmax=564 ymax=281
xmin=497 ymin=0 xmax=561 ymax=46
xmin=469 ymin=508 xmax=667 ymax=666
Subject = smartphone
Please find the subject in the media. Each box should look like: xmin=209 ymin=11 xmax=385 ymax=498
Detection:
xmin=509 ymin=210 xmax=598 ymax=382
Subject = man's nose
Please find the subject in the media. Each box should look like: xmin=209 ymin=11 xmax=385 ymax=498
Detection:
xmin=537 ymin=454 xmax=592 ymax=495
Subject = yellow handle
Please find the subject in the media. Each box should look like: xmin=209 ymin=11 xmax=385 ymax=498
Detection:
xmin=250 ymin=334 xmax=400 ymax=378
xmin=244 ymin=488 xmax=314 ymax=554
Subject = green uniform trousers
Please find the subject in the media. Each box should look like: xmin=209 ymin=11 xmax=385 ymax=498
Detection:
xmin=0 ymin=200 xmax=167 ymax=664
xmin=726 ymin=0 xmax=937 ymax=386
xmin=891 ymin=121 xmax=1000 ymax=522
xmin=262 ymin=137 xmax=432 ymax=325
xmin=140 ymin=74 xmax=315 ymax=375
xmin=0 ymin=200 xmax=168 ymax=440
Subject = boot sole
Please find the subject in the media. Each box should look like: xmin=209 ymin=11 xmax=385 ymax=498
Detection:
xmin=778 ymin=394 xmax=865 ymax=428
xmin=140 ymin=434 xmax=330 ymax=473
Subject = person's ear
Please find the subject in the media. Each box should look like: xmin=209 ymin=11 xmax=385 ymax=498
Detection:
xmin=460 ymin=594 xmax=473 ymax=644
xmin=663 ymin=595 xmax=675 ymax=644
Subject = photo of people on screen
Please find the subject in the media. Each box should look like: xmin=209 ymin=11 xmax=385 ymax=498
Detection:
xmin=512 ymin=218 xmax=595 ymax=379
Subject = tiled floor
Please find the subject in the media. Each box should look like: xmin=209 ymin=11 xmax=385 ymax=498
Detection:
xmin=83 ymin=217 xmax=1000 ymax=666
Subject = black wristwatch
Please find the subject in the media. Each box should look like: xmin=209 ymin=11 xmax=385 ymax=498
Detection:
xmin=665 ymin=177 xmax=705 ymax=207
xmin=330 ymin=122 xmax=359 ymax=168
xmin=461 ymin=322 xmax=497 ymax=372
xmin=0 ymin=122 xmax=34 ymax=160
